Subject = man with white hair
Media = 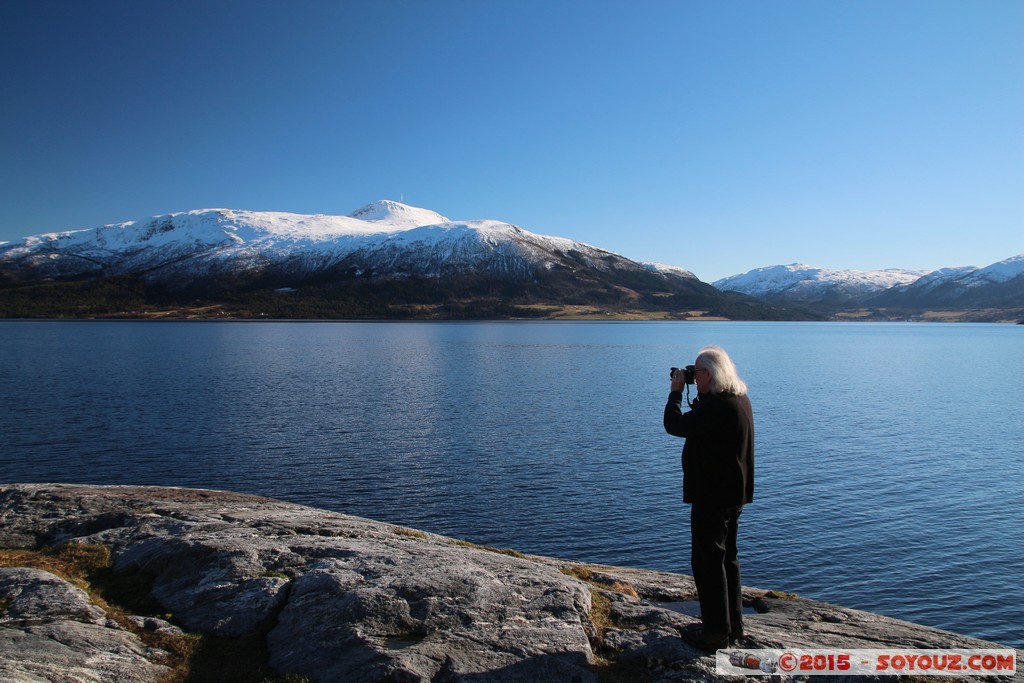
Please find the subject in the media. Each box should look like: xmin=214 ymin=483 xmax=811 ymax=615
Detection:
xmin=664 ymin=345 xmax=754 ymax=651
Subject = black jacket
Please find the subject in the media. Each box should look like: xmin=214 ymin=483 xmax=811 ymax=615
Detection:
xmin=664 ymin=390 xmax=754 ymax=507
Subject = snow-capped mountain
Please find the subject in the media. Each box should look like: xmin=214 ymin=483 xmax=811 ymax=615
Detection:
xmin=713 ymin=263 xmax=928 ymax=304
xmin=714 ymin=256 xmax=1024 ymax=312
xmin=1 ymin=200 xmax=751 ymax=321
xmin=870 ymin=254 xmax=1024 ymax=308
xmin=0 ymin=200 xmax=698 ymax=286
xmin=948 ymin=254 xmax=1024 ymax=287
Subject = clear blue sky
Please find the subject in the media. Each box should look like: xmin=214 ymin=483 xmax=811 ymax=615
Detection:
xmin=1 ymin=0 xmax=1021 ymax=282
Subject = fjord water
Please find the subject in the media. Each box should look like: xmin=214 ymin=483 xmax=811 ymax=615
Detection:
xmin=1 ymin=320 xmax=1021 ymax=647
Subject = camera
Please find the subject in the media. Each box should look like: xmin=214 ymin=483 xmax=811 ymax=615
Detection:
xmin=670 ymin=365 xmax=697 ymax=384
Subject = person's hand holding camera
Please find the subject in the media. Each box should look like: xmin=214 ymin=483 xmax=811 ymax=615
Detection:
xmin=670 ymin=367 xmax=686 ymax=393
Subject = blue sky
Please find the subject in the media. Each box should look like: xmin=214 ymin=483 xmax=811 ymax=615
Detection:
xmin=1 ymin=0 xmax=1021 ymax=282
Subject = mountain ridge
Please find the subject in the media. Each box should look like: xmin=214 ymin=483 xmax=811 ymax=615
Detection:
xmin=2 ymin=202 xmax=1019 ymax=321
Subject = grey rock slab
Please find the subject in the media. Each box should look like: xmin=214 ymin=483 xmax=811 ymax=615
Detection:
xmin=1 ymin=483 xmax=1020 ymax=683
xmin=266 ymin=545 xmax=595 ymax=682
xmin=0 ymin=567 xmax=170 ymax=683
xmin=0 ymin=567 xmax=107 ymax=626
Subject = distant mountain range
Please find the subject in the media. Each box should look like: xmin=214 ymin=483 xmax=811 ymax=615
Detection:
xmin=714 ymin=257 xmax=1024 ymax=319
xmin=714 ymin=264 xmax=928 ymax=304
xmin=0 ymin=201 xmax=796 ymax=320
xmin=1 ymin=201 xmax=1019 ymax=321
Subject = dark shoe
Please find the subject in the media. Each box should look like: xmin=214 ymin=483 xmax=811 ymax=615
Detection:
xmin=680 ymin=625 xmax=730 ymax=651
xmin=730 ymin=625 xmax=745 ymax=645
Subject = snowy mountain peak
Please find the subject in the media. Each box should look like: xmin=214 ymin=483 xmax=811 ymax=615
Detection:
xmin=348 ymin=200 xmax=448 ymax=228
xmin=969 ymin=253 xmax=1024 ymax=285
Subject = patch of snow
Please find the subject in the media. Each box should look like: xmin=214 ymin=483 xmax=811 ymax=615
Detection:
xmin=640 ymin=262 xmax=699 ymax=280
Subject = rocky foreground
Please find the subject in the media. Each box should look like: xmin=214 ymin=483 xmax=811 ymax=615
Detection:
xmin=0 ymin=484 xmax=1018 ymax=682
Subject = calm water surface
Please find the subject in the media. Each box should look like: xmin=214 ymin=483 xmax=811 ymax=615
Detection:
xmin=1 ymin=320 xmax=1021 ymax=647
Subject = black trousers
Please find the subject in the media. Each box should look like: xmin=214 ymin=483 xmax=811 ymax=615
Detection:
xmin=690 ymin=504 xmax=744 ymax=635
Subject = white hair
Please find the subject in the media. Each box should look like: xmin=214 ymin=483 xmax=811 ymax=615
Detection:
xmin=696 ymin=345 xmax=747 ymax=396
